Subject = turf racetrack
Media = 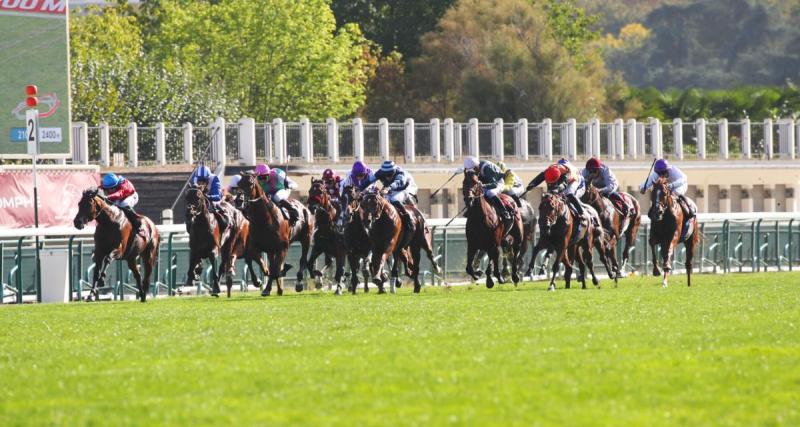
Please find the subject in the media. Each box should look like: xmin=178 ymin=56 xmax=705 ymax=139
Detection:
xmin=1 ymin=273 xmax=799 ymax=425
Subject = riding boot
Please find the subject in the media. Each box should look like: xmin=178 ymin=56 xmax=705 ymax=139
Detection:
xmin=279 ymin=199 xmax=299 ymax=225
xmin=121 ymin=206 xmax=141 ymax=232
xmin=567 ymin=194 xmax=585 ymax=216
xmin=678 ymin=195 xmax=696 ymax=218
xmin=214 ymin=205 xmax=229 ymax=230
xmin=511 ymin=194 xmax=522 ymax=208
xmin=392 ymin=200 xmax=415 ymax=234
xmin=491 ymin=196 xmax=513 ymax=235
xmin=608 ymin=192 xmax=628 ymax=217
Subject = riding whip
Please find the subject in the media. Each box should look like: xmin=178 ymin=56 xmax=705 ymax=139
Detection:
xmin=642 ymin=158 xmax=657 ymax=191
xmin=444 ymin=206 xmax=467 ymax=227
xmin=430 ymin=169 xmax=462 ymax=199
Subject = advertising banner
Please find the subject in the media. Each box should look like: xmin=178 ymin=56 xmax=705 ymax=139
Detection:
xmin=0 ymin=0 xmax=71 ymax=158
xmin=0 ymin=170 xmax=99 ymax=228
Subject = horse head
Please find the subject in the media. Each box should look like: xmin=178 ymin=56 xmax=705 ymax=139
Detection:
xmin=538 ymin=193 xmax=565 ymax=235
xmin=582 ymin=183 xmax=601 ymax=205
xmin=237 ymin=172 xmax=263 ymax=201
xmin=73 ymin=187 xmax=105 ymax=229
xmin=307 ymin=178 xmax=328 ymax=214
xmin=651 ymin=177 xmax=673 ymax=221
xmin=184 ymin=185 xmax=208 ymax=222
xmin=462 ymin=169 xmax=481 ymax=207
xmin=336 ymin=185 xmax=359 ymax=234
xmin=360 ymin=189 xmax=385 ymax=231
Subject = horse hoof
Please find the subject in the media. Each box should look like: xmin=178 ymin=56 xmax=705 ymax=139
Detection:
xmin=652 ymin=269 xmax=661 ymax=277
xmin=414 ymin=285 xmax=421 ymax=293
xmin=548 ymin=284 xmax=556 ymax=292
xmin=313 ymin=269 xmax=323 ymax=278
xmin=661 ymin=280 xmax=668 ymax=288
xmin=295 ymin=284 xmax=304 ymax=293
xmin=335 ymin=287 xmax=342 ymax=296
xmin=486 ymin=281 xmax=494 ymax=289
xmin=277 ymin=289 xmax=283 ymax=296
xmin=378 ymin=288 xmax=386 ymax=294
xmin=211 ymin=293 xmax=220 ymax=298
xmin=261 ymin=289 xmax=270 ymax=297
xmin=592 ymin=278 xmax=599 ymax=286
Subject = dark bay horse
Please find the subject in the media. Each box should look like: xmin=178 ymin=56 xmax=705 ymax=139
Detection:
xmin=528 ymin=193 xmax=605 ymax=291
xmin=461 ymin=170 xmax=524 ymax=288
xmin=360 ymin=190 xmax=439 ymax=293
xmin=337 ymin=185 xmax=372 ymax=294
xmin=307 ymin=178 xmax=346 ymax=294
xmin=184 ymin=186 xmax=252 ymax=298
xmin=581 ymin=184 xmax=641 ymax=279
xmin=73 ymin=188 xmax=160 ymax=302
xmin=238 ymin=172 xmax=313 ymax=296
xmin=648 ymin=177 xmax=699 ymax=287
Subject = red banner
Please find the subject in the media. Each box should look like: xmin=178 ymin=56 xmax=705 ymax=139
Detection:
xmin=0 ymin=0 xmax=66 ymax=15
xmin=0 ymin=170 xmax=99 ymax=228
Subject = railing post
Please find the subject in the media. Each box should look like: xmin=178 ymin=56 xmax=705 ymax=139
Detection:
xmin=614 ymin=118 xmax=624 ymax=160
xmin=430 ymin=118 xmax=441 ymax=162
xmin=182 ymin=122 xmax=193 ymax=164
xmin=782 ymin=118 xmax=795 ymax=159
xmin=378 ymin=118 xmax=390 ymax=160
xmin=99 ymin=121 xmax=110 ymax=167
xmin=695 ymin=118 xmax=706 ymax=160
xmin=542 ymin=118 xmax=553 ymax=161
xmin=764 ymin=118 xmax=773 ymax=159
xmin=591 ymin=118 xmax=601 ymax=157
xmin=326 ymin=118 xmax=338 ymax=162
xmin=649 ymin=118 xmax=662 ymax=158
xmin=443 ymin=118 xmax=455 ymax=163
xmin=404 ymin=118 xmax=415 ymax=163
xmin=796 ymin=119 xmax=800 ymax=160
xmin=468 ymin=118 xmax=479 ymax=158
xmin=719 ymin=118 xmax=729 ymax=159
xmin=566 ymin=118 xmax=577 ymax=160
xmin=212 ymin=117 xmax=226 ymax=169
xmin=517 ymin=119 xmax=528 ymax=161
xmin=239 ymin=117 xmax=256 ymax=165
xmin=353 ymin=118 xmax=364 ymax=161
xmin=626 ymin=119 xmax=637 ymax=160
xmin=741 ymin=118 xmax=751 ymax=159
xmin=299 ymin=117 xmax=313 ymax=163
xmin=607 ymin=120 xmax=616 ymax=159
xmin=73 ymin=121 xmax=89 ymax=165
xmin=127 ymin=122 xmax=138 ymax=168
xmin=155 ymin=122 xmax=166 ymax=166
xmin=492 ymin=118 xmax=504 ymax=161
xmin=673 ymin=118 xmax=683 ymax=159
xmin=272 ymin=118 xmax=285 ymax=164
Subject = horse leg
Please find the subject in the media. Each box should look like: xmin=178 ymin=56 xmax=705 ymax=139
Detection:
xmin=209 ymin=253 xmax=221 ymax=297
xmin=142 ymin=243 xmax=157 ymax=301
xmin=489 ymin=244 xmax=505 ymax=285
xmin=583 ymin=238 xmax=599 ymax=288
xmin=277 ymin=247 xmax=289 ymax=296
xmin=650 ymin=234 xmax=661 ymax=277
xmin=262 ymin=252 xmax=277 ymax=297
xmin=563 ymin=247 xmax=575 ymax=290
xmin=484 ymin=253 xmax=494 ymax=289
xmin=87 ymin=254 xmax=108 ymax=302
xmin=547 ymin=251 xmax=562 ymax=292
xmin=333 ymin=251 xmax=345 ymax=296
xmin=296 ymin=233 xmax=312 ymax=292
xmin=411 ymin=245 xmax=422 ymax=293
xmin=127 ymin=257 xmax=144 ymax=302
xmin=371 ymin=248 xmax=390 ymax=294
xmin=574 ymin=246 xmax=587 ymax=289
xmin=420 ymin=226 xmax=440 ymax=274
xmin=661 ymin=240 xmax=673 ymax=288
xmin=347 ymin=254 xmax=360 ymax=294
xmin=525 ymin=241 xmax=543 ymax=277
xmin=307 ymin=245 xmax=324 ymax=286
xmin=466 ymin=244 xmax=480 ymax=281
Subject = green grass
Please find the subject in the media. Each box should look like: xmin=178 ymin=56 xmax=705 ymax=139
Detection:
xmin=1 ymin=273 xmax=799 ymax=426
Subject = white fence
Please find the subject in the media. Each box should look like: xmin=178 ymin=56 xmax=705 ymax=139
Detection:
xmin=70 ymin=117 xmax=800 ymax=167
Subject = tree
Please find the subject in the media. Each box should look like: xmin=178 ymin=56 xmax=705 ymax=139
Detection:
xmin=330 ymin=0 xmax=456 ymax=60
xmin=147 ymin=0 xmax=373 ymax=121
xmin=412 ymin=0 xmax=608 ymax=121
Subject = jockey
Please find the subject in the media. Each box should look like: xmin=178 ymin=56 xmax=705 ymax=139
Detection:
xmin=581 ymin=157 xmax=629 ymax=216
xmin=497 ymin=161 xmax=525 ymax=207
xmin=526 ymin=158 xmax=586 ymax=216
xmin=640 ymin=158 xmax=695 ymax=218
xmin=321 ymin=168 xmax=342 ymax=200
xmin=100 ymin=173 xmax=141 ymax=231
xmin=190 ymin=165 xmax=228 ymax=229
xmin=463 ymin=157 xmax=514 ymax=230
xmin=340 ymin=160 xmax=376 ymax=193
xmin=255 ymin=163 xmax=300 ymax=224
xmin=373 ymin=160 xmax=418 ymax=232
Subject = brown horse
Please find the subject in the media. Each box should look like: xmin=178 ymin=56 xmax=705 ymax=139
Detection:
xmin=238 ymin=172 xmax=313 ymax=296
xmin=184 ymin=186 xmax=253 ymax=298
xmin=307 ymin=178 xmax=347 ymax=294
xmin=648 ymin=177 xmax=699 ymax=287
xmin=73 ymin=188 xmax=160 ymax=302
xmin=529 ymin=193 xmax=606 ymax=291
xmin=581 ymin=184 xmax=641 ymax=279
xmin=360 ymin=189 xmax=439 ymax=293
xmin=461 ymin=170 xmax=524 ymax=287
xmin=337 ymin=185 xmax=372 ymax=294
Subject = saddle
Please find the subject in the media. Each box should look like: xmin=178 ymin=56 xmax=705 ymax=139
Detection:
xmin=497 ymin=194 xmax=517 ymax=214
xmin=613 ymin=193 xmax=634 ymax=216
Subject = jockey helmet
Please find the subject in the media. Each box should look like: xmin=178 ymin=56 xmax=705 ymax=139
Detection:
xmin=544 ymin=165 xmax=562 ymax=184
xmin=557 ymin=158 xmax=570 ymax=166
xmin=228 ymin=174 xmax=242 ymax=190
xmin=654 ymin=159 xmax=670 ymax=174
xmin=463 ymin=156 xmax=479 ymax=170
xmin=351 ymin=160 xmax=367 ymax=177
xmin=322 ymin=168 xmax=336 ymax=181
xmin=194 ymin=165 xmax=212 ymax=182
xmin=255 ymin=163 xmax=270 ymax=176
xmin=586 ymin=157 xmax=602 ymax=170
xmin=101 ymin=173 xmax=122 ymax=189
xmin=379 ymin=160 xmax=397 ymax=175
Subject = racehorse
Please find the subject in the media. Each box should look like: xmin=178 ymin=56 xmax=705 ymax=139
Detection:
xmin=237 ymin=172 xmax=314 ymax=296
xmin=528 ymin=193 xmax=604 ymax=291
xmin=184 ymin=186 xmax=251 ymax=298
xmin=337 ymin=185 xmax=372 ymax=294
xmin=360 ymin=189 xmax=439 ymax=293
xmin=648 ymin=177 xmax=699 ymax=287
xmin=461 ymin=169 xmax=524 ymax=287
xmin=307 ymin=178 xmax=346 ymax=294
xmin=73 ymin=188 xmax=160 ymax=302
xmin=581 ymin=184 xmax=641 ymax=279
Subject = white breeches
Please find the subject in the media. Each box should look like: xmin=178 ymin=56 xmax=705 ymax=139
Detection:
xmin=114 ymin=193 xmax=138 ymax=209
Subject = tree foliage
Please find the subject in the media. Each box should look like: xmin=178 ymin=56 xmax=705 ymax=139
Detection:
xmin=411 ymin=0 xmax=608 ymax=121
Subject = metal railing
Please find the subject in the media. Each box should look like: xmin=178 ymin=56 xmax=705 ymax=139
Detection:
xmin=2 ymin=213 xmax=799 ymax=303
